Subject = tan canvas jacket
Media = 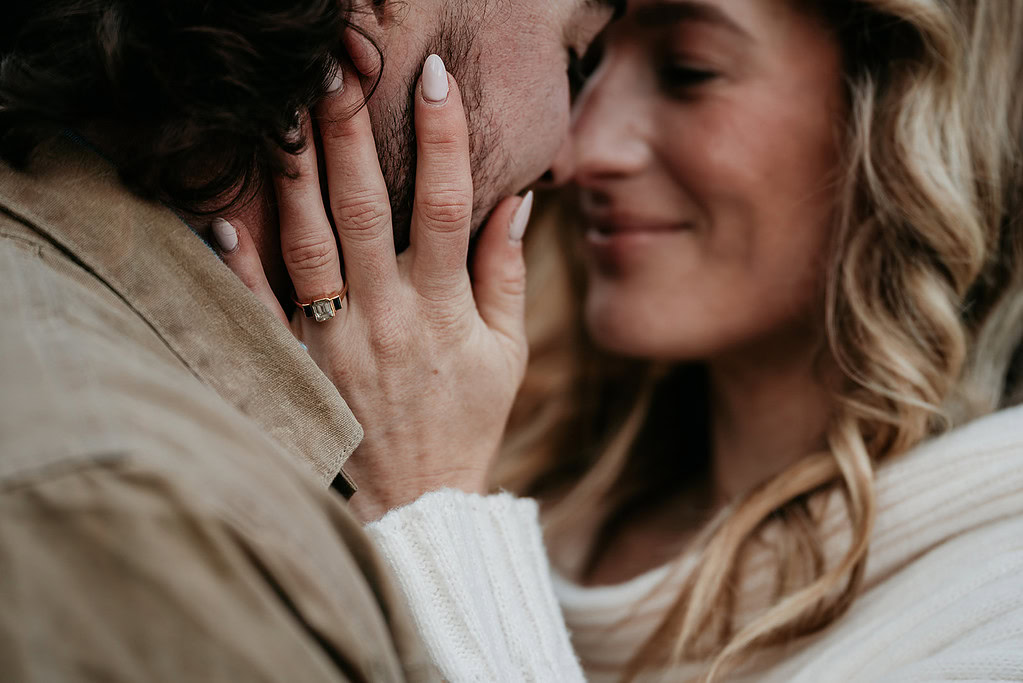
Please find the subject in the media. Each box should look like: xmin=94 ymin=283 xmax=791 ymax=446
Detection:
xmin=0 ymin=137 xmax=436 ymax=682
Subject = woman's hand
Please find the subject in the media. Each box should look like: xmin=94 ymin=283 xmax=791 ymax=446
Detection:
xmin=214 ymin=54 xmax=533 ymax=521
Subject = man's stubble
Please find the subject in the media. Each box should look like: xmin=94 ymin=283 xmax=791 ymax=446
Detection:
xmin=373 ymin=3 xmax=510 ymax=253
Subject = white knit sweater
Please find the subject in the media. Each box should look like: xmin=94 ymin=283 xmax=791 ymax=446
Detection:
xmin=366 ymin=405 xmax=1023 ymax=682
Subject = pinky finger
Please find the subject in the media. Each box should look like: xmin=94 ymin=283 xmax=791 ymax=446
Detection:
xmin=213 ymin=217 xmax=290 ymax=328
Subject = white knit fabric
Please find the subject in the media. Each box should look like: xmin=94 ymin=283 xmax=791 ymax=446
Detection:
xmin=367 ymin=405 xmax=1023 ymax=682
xmin=366 ymin=490 xmax=585 ymax=682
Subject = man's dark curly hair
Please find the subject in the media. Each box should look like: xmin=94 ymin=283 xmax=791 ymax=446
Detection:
xmin=0 ymin=1 xmax=378 ymax=213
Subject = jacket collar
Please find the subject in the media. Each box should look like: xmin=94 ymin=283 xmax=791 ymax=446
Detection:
xmin=0 ymin=136 xmax=361 ymax=493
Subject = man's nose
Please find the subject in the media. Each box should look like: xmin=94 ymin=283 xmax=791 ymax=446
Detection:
xmin=541 ymin=68 xmax=650 ymax=189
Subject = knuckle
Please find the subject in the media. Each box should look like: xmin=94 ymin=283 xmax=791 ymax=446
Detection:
xmin=318 ymin=111 xmax=364 ymax=144
xmin=284 ymin=236 xmax=336 ymax=276
xmin=332 ymin=192 xmax=391 ymax=237
xmin=417 ymin=189 xmax=473 ymax=231
xmin=369 ymin=333 xmax=406 ymax=365
xmin=419 ymin=130 xmax=464 ymax=153
xmin=423 ymin=302 xmax=466 ymax=332
xmin=369 ymin=323 xmax=411 ymax=364
xmin=362 ymin=304 xmax=409 ymax=357
xmin=500 ymin=261 xmax=527 ymax=297
xmin=415 ymin=278 xmax=472 ymax=309
xmin=237 ymin=269 xmax=264 ymax=293
xmin=319 ymin=119 xmax=352 ymax=144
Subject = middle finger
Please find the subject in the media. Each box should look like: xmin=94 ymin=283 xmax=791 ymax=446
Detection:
xmin=316 ymin=61 xmax=399 ymax=307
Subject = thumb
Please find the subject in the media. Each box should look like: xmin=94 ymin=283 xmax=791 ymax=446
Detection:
xmin=472 ymin=191 xmax=533 ymax=350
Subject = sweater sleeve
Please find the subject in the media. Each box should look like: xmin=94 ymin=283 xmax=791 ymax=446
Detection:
xmin=364 ymin=489 xmax=584 ymax=682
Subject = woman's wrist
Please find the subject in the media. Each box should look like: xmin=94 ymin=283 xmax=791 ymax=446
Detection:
xmin=347 ymin=460 xmax=489 ymax=521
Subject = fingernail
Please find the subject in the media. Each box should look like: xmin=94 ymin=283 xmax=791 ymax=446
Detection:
xmin=326 ymin=62 xmax=344 ymax=94
xmin=509 ymin=191 xmax=534 ymax=243
xmin=211 ymin=218 xmax=238 ymax=253
xmin=422 ymin=54 xmax=449 ymax=103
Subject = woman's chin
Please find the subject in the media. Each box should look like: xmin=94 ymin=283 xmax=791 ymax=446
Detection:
xmin=584 ymin=299 xmax=709 ymax=362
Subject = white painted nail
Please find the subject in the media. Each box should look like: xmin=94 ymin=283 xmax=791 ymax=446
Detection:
xmin=211 ymin=218 xmax=238 ymax=253
xmin=422 ymin=54 xmax=449 ymax=103
xmin=326 ymin=63 xmax=344 ymax=93
xmin=509 ymin=191 xmax=534 ymax=242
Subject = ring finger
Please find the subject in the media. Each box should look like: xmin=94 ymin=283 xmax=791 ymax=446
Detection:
xmin=273 ymin=106 xmax=347 ymax=322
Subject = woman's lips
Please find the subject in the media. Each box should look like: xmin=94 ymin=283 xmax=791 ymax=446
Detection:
xmin=583 ymin=215 xmax=694 ymax=268
xmin=585 ymin=215 xmax=691 ymax=241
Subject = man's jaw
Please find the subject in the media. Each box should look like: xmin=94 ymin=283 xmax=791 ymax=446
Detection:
xmin=372 ymin=61 xmax=507 ymax=254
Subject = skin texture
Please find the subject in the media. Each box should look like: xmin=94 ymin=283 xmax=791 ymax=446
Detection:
xmin=356 ymin=0 xmax=616 ymax=247
xmin=558 ymin=0 xmax=844 ymax=362
xmin=220 ymin=61 xmax=533 ymax=521
xmin=215 ymin=0 xmax=619 ymax=520
xmin=225 ymin=0 xmax=845 ymax=571
xmin=242 ymin=0 xmax=615 ymax=301
xmin=550 ymin=0 xmax=848 ymax=584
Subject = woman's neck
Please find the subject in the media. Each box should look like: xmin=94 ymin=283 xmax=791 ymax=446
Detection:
xmin=708 ymin=331 xmax=835 ymax=505
xmin=574 ymin=331 xmax=836 ymax=586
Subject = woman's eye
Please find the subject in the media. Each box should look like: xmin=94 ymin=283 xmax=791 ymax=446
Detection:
xmin=568 ymin=44 xmax=606 ymax=96
xmin=659 ymin=64 xmax=718 ymax=91
xmin=568 ymin=48 xmax=587 ymax=91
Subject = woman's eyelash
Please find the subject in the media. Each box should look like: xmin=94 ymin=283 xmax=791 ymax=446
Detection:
xmin=568 ymin=48 xmax=586 ymax=90
xmin=568 ymin=44 xmax=606 ymax=94
xmin=659 ymin=64 xmax=718 ymax=88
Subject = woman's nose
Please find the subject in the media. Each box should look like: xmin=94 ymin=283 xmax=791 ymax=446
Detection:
xmin=543 ymin=66 xmax=651 ymax=188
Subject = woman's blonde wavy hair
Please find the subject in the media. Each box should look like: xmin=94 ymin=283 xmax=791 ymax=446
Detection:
xmin=496 ymin=0 xmax=1023 ymax=680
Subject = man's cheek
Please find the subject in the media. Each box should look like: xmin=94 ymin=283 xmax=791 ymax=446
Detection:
xmin=513 ymin=99 xmax=571 ymax=188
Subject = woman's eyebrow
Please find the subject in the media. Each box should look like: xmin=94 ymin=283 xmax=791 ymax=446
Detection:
xmin=633 ymin=1 xmax=752 ymax=39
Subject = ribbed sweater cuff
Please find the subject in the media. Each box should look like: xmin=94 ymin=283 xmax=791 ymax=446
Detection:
xmin=365 ymin=489 xmax=583 ymax=682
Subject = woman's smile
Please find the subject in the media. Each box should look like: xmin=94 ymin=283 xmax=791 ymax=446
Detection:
xmin=584 ymin=210 xmax=694 ymax=265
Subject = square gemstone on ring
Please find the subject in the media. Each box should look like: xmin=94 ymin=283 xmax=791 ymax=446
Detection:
xmin=310 ymin=299 xmax=336 ymax=322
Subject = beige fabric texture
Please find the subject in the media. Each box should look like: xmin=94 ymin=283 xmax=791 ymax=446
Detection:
xmin=0 ymin=137 xmax=436 ymax=682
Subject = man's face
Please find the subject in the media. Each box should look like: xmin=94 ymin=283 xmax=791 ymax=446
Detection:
xmin=355 ymin=0 xmax=618 ymax=250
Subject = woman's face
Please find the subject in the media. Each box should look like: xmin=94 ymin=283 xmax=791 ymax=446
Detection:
xmin=560 ymin=0 xmax=845 ymax=361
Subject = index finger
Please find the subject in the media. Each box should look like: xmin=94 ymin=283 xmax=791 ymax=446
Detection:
xmin=315 ymin=61 xmax=398 ymax=306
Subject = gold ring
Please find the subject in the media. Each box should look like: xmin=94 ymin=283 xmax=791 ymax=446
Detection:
xmin=293 ymin=282 xmax=348 ymax=323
